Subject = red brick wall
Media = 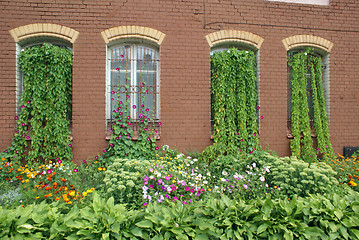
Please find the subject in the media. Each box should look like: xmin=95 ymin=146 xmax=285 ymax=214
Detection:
xmin=0 ymin=0 xmax=358 ymax=163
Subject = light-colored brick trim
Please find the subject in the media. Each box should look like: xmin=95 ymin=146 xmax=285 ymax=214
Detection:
xmin=205 ymin=30 xmax=264 ymax=49
xmin=101 ymin=26 xmax=166 ymax=45
xmin=9 ymin=23 xmax=79 ymax=44
xmin=282 ymin=35 xmax=334 ymax=52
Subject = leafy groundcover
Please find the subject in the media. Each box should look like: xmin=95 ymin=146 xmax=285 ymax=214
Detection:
xmin=1 ymin=191 xmax=359 ymax=239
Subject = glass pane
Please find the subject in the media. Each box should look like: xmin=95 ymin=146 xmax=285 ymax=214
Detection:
xmin=110 ymin=46 xmax=131 ymax=70
xmin=136 ymin=46 xmax=157 ymax=71
xmin=137 ymin=72 xmax=156 ymax=88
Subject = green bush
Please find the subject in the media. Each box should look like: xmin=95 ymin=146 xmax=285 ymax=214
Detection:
xmin=1 ymin=192 xmax=359 ymax=239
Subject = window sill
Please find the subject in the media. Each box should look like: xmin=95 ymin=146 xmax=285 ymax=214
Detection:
xmin=286 ymin=129 xmax=316 ymax=139
xmin=106 ymin=121 xmax=161 ymax=141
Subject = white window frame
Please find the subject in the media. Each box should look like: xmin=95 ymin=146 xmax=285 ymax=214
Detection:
xmin=106 ymin=42 xmax=160 ymax=124
xmin=264 ymin=0 xmax=329 ymax=5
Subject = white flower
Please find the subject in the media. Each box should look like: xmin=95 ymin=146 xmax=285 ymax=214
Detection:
xmin=222 ymin=171 xmax=228 ymax=176
xmin=252 ymin=162 xmax=256 ymax=168
xmin=203 ymin=180 xmax=208 ymax=185
xmin=221 ymin=178 xmax=226 ymax=182
xmin=193 ymin=159 xmax=198 ymax=162
xmin=207 ymin=172 xmax=211 ymax=176
xmin=259 ymin=176 xmax=265 ymax=182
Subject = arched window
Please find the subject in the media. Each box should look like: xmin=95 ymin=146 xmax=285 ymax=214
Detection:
xmin=287 ymin=48 xmax=329 ymax=131
xmin=16 ymin=37 xmax=73 ymax=116
xmin=106 ymin=41 xmax=160 ymax=123
xmin=206 ymin=30 xmax=263 ymax=153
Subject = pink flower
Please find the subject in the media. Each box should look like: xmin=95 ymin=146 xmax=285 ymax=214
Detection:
xmin=257 ymin=106 xmax=260 ymax=110
xmin=26 ymin=101 xmax=30 ymax=104
xmin=14 ymin=116 xmax=18 ymax=120
xmin=57 ymin=160 xmax=62 ymax=164
xmin=111 ymin=91 xmax=115 ymax=94
xmin=155 ymin=146 xmax=159 ymax=150
xmin=47 ymin=169 xmax=53 ymax=174
xmin=83 ymin=160 xmax=87 ymax=164
xmin=238 ymin=148 xmax=241 ymax=152
xmin=95 ymin=156 xmax=99 ymax=159
xmin=141 ymin=104 xmax=144 ymax=107
xmin=26 ymin=136 xmax=30 ymax=140
xmin=147 ymin=137 xmax=150 ymax=141
xmin=21 ymin=123 xmax=25 ymax=126
xmin=260 ymin=116 xmax=264 ymax=119
xmin=73 ymin=168 xmax=78 ymax=172
xmin=68 ymin=144 xmax=72 ymax=147
xmin=133 ymin=105 xmax=136 ymax=109
xmin=244 ymin=184 xmax=248 ymax=189
xmin=109 ymin=143 xmax=114 ymax=147
xmin=144 ymin=128 xmax=147 ymax=131
xmin=128 ymin=122 xmax=131 ymax=126
xmin=236 ymin=132 xmax=239 ymax=135
xmin=253 ymin=133 xmax=256 ymax=136
xmin=127 ymin=116 xmax=130 ymax=119
xmin=103 ymin=149 xmax=107 ymax=153
xmin=120 ymin=54 xmax=124 ymax=58
xmin=119 ymin=112 xmax=123 ymax=115
xmin=21 ymin=105 xmax=25 ymax=108
xmin=182 ymin=201 xmax=187 ymax=205
xmin=127 ymin=135 xmax=130 ymax=139
xmin=146 ymin=108 xmax=149 ymax=112
xmin=190 ymin=188 xmax=195 ymax=193
xmin=149 ymin=185 xmax=154 ymax=188
xmin=143 ymin=202 xmax=147 ymax=206
xmin=158 ymin=122 xmax=162 ymax=126
xmin=126 ymin=95 xmax=130 ymax=98
xmin=116 ymin=68 xmax=119 ymax=71
xmin=158 ymin=179 xmax=163 ymax=184
xmin=172 ymin=186 xmax=177 ymax=191
xmin=119 ymin=101 xmax=123 ymax=104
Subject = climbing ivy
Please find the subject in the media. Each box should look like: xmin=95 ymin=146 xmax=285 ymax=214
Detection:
xmin=210 ymin=48 xmax=259 ymax=155
xmin=7 ymin=43 xmax=73 ymax=163
xmin=288 ymin=49 xmax=334 ymax=162
xmin=102 ymin=65 xmax=159 ymax=161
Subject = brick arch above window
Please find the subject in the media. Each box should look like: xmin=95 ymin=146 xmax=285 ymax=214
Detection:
xmin=9 ymin=23 xmax=79 ymax=44
xmin=282 ymin=35 xmax=334 ymax=52
xmin=101 ymin=26 xmax=166 ymax=46
xmin=205 ymin=30 xmax=264 ymax=49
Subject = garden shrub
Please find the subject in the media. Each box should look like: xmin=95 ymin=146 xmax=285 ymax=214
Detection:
xmin=1 ymin=192 xmax=358 ymax=239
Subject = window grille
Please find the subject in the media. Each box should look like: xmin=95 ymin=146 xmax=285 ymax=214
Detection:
xmin=107 ymin=44 xmax=160 ymax=138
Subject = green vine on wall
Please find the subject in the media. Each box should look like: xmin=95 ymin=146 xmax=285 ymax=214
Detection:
xmin=5 ymin=43 xmax=73 ymax=163
xmin=288 ymin=49 xmax=334 ymax=162
xmin=102 ymin=64 xmax=159 ymax=162
xmin=210 ymin=48 xmax=259 ymax=155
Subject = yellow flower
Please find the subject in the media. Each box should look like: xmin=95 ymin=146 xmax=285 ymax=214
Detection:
xmin=90 ymin=188 xmax=95 ymax=191
xmin=83 ymin=192 xmax=88 ymax=197
xmin=68 ymin=201 xmax=73 ymax=205
xmin=208 ymin=188 xmax=212 ymax=192
xmin=1 ymin=158 xmax=5 ymax=161
xmin=49 ymin=161 xmax=52 ymax=164
xmin=35 ymin=196 xmax=40 ymax=200
xmin=69 ymin=191 xmax=75 ymax=197
xmin=98 ymin=167 xmax=102 ymax=171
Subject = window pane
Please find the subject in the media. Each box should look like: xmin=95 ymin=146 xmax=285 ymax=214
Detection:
xmin=136 ymin=46 xmax=157 ymax=71
xmin=110 ymin=46 xmax=131 ymax=71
